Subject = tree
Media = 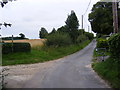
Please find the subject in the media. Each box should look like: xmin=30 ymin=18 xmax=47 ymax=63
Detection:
xmin=49 ymin=28 xmax=56 ymax=35
xmin=39 ymin=27 xmax=48 ymax=39
xmin=89 ymin=2 xmax=120 ymax=35
xmin=57 ymin=26 xmax=69 ymax=33
xmin=78 ymin=29 xmax=85 ymax=35
xmin=19 ymin=33 xmax=25 ymax=39
xmin=65 ymin=10 xmax=79 ymax=30
xmin=65 ymin=10 xmax=79 ymax=42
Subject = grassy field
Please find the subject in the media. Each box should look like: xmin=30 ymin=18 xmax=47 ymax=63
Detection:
xmin=4 ymin=39 xmax=45 ymax=48
xmin=2 ymin=40 xmax=90 ymax=66
xmin=92 ymin=50 xmax=120 ymax=88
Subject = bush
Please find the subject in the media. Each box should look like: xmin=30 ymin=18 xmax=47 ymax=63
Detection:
xmin=2 ymin=43 xmax=31 ymax=54
xmin=76 ymin=35 xmax=87 ymax=43
xmin=108 ymin=33 xmax=120 ymax=59
xmin=85 ymin=32 xmax=94 ymax=40
xmin=46 ymin=33 xmax=72 ymax=47
xmin=96 ymin=38 xmax=109 ymax=49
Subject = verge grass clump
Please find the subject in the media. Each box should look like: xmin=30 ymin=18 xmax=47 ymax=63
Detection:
xmin=46 ymin=32 xmax=72 ymax=47
xmin=2 ymin=40 xmax=90 ymax=66
xmin=92 ymin=57 xmax=120 ymax=88
xmin=92 ymin=33 xmax=120 ymax=88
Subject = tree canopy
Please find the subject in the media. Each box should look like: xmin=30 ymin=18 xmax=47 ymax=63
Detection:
xmin=65 ymin=10 xmax=79 ymax=30
xmin=49 ymin=28 xmax=56 ymax=35
xmin=39 ymin=27 xmax=48 ymax=39
xmin=89 ymin=2 xmax=120 ymax=35
xmin=65 ymin=10 xmax=79 ymax=42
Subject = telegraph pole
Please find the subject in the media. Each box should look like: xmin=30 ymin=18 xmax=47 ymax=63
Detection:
xmin=12 ymin=35 xmax=14 ymax=53
xmin=82 ymin=15 xmax=83 ymax=29
xmin=88 ymin=26 xmax=90 ymax=32
xmin=112 ymin=0 xmax=118 ymax=33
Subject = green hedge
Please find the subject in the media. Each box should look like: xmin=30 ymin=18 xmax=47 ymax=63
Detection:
xmin=77 ymin=35 xmax=87 ymax=43
xmin=108 ymin=33 xmax=120 ymax=59
xmin=2 ymin=43 xmax=31 ymax=54
xmin=96 ymin=38 xmax=109 ymax=49
xmin=85 ymin=32 xmax=94 ymax=40
xmin=46 ymin=33 xmax=72 ymax=47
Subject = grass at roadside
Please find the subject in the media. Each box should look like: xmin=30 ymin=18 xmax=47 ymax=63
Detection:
xmin=2 ymin=40 xmax=90 ymax=66
xmin=93 ymin=48 xmax=110 ymax=57
xmin=92 ymin=49 xmax=120 ymax=88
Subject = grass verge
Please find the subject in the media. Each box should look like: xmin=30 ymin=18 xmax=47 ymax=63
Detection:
xmin=92 ymin=49 xmax=120 ymax=88
xmin=2 ymin=40 xmax=90 ymax=66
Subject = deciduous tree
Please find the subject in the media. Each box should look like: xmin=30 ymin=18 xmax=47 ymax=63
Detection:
xmin=89 ymin=2 xmax=120 ymax=35
xmin=39 ymin=27 xmax=48 ymax=39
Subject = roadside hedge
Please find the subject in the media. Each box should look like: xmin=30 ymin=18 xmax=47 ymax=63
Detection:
xmin=85 ymin=32 xmax=94 ymax=40
xmin=2 ymin=43 xmax=31 ymax=54
xmin=77 ymin=35 xmax=87 ymax=43
xmin=108 ymin=33 xmax=120 ymax=59
xmin=46 ymin=32 xmax=72 ymax=47
xmin=96 ymin=38 xmax=109 ymax=50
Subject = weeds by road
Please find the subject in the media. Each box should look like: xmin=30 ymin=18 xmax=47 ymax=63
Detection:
xmin=92 ymin=49 xmax=120 ymax=88
xmin=2 ymin=40 xmax=90 ymax=66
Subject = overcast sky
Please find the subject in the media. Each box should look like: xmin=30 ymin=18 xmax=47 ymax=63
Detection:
xmin=0 ymin=0 xmax=100 ymax=39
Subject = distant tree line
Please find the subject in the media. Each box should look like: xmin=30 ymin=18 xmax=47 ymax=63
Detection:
xmin=39 ymin=10 xmax=94 ymax=47
xmin=2 ymin=33 xmax=28 ymax=40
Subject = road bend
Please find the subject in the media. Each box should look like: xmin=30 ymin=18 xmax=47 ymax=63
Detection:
xmin=23 ymin=40 xmax=110 ymax=88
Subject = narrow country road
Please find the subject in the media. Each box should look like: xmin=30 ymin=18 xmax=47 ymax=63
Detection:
xmin=23 ymin=40 xmax=110 ymax=88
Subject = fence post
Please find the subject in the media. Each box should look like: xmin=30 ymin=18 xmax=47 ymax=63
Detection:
xmin=12 ymin=35 xmax=14 ymax=53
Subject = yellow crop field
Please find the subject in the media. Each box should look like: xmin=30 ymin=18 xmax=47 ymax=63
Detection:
xmin=4 ymin=39 xmax=46 ymax=48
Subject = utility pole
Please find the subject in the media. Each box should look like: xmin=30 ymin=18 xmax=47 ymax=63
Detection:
xmin=12 ymin=35 xmax=14 ymax=53
xmin=82 ymin=15 xmax=83 ymax=29
xmin=112 ymin=0 xmax=118 ymax=33
xmin=88 ymin=26 xmax=90 ymax=32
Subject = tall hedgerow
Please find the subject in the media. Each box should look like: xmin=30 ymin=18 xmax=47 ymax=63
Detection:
xmin=108 ymin=33 xmax=120 ymax=59
xmin=46 ymin=32 xmax=72 ymax=47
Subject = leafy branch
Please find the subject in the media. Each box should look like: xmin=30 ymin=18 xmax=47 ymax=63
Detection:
xmin=0 ymin=22 xmax=12 ymax=29
xmin=0 ymin=0 xmax=16 ymax=8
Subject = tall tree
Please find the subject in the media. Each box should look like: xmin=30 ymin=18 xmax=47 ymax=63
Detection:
xmin=49 ymin=28 xmax=56 ymax=35
xmin=65 ymin=10 xmax=79 ymax=30
xmin=65 ymin=10 xmax=79 ymax=42
xmin=89 ymin=2 xmax=120 ymax=35
xmin=39 ymin=27 xmax=48 ymax=39
xmin=57 ymin=26 xmax=68 ymax=33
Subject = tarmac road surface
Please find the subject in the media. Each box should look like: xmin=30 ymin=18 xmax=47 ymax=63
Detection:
xmin=23 ymin=40 xmax=110 ymax=88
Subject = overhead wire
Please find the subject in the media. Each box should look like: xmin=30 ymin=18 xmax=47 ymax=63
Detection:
xmin=83 ymin=0 xmax=92 ymax=16
xmin=82 ymin=0 xmax=92 ymax=32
